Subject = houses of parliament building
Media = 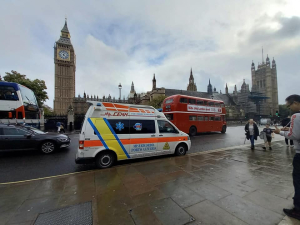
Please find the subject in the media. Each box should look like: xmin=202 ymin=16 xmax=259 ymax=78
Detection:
xmin=53 ymin=20 xmax=279 ymax=118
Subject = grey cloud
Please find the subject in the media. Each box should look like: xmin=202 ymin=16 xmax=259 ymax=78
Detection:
xmin=248 ymin=15 xmax=300 ymax=43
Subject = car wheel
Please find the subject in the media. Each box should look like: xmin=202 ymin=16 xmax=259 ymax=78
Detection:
xmin=189 ymin=126 xmax=197 ymax=136
xmin=175 ymin=144 xmax=187 ymax=156
xmin=221 ymin=125 xmax=227 ymax=134
xmin=96 ymin=152 xmax=115 ymax=169
xmin=40 ymin=141 xmax=56 ymax=154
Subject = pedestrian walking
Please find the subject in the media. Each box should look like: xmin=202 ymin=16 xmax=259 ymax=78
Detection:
xmin=56 ymin=121 xmax=61 ymax=133
xmin=274 ymin=94 xmax=300 ymax=220
xmin=262 ymin=123 xmax=274 ymax=150
xmin=281 ymin=116 xmax=294 ymax=148
xmin=245 ymin=119 xmax=259 ymax=150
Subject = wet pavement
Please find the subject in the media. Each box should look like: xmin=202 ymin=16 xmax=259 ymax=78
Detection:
xmin=1 ymin=140 xmax=300 ymax=225
xmin=0 ymin=126 xmax=278 ymax=183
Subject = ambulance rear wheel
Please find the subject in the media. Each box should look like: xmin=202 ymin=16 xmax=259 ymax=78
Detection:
xmin=96 ymin=152 xmax=115 ymax=169
xmin=175 ymin=144 xmax=187 ymax=156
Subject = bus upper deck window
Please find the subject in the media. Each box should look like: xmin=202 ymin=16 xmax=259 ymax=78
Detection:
xmin=197 ymin=100 xmax=204 ymax=105
xmin=165 ymin=98 xmax=173 ymax=104
xmin=180 ymin=98 xmax=188 ymax=103
xmin=189 ymin=99 xmax=196 ymax=104
xmin=215 ymin=103 xmax=220 ymax=107
xmin=208 ymin=102 xmax=215 ymax=106
xmin=203 ymin=101 xmax=207 ymax=105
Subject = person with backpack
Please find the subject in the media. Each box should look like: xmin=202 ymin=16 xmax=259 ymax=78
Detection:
xmin=245 ymin=119 xmax=259 ymax=150
xmin=274 ymin=95 xmax=300 ymax=220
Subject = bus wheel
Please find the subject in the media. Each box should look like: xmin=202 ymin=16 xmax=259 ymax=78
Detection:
xmin=175 ymin=144 xmax=187 ymax=156
xmin=189 ymin=126 xmax=197 ymax=136
xmin=221 ymin=125 xmax=227 ymax=134
xmin=96 ymin=151 xmax=115 ymax=169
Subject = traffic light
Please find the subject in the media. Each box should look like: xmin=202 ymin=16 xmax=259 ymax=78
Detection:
xmin=276 ymin=110 xmax=278 ymax=116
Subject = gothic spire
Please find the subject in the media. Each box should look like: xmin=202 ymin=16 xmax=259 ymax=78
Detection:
xmin=153 ymin=73 xmax=156 ymax=81
xmin=61 ymin=19 xmax=69 ymax=33
xmin=190 ymin=68 xmax=193 ymax=79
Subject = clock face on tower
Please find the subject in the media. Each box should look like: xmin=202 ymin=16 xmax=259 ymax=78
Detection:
xmin=58 ymin=50 xmax=69 ymax=60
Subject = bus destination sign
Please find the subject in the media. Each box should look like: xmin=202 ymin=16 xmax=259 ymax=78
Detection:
xmin=187 ymin=105 xmax=222 ymax=113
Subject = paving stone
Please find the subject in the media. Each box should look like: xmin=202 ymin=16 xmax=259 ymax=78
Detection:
xmin=131 ymin=190 xmax=166 ymax=207
xmin=157 ymin=181 xmax=205 ymax=208
xmin=185 ymin=180 xmax=231 ymax=202
xmin=7 ymin=197 xmax=59 ymax=224
xmin=215 ymin=195 xmax=283 ymax=225
xmin=278 ymin=215 xmax=300 ymax=225
xmin=28 ymin=178 xmax=65 ymax=199
xmin=149 ymin=198 xmax=191 ymax=225
xmin=211 ymin=177 xmax=256 ymax=197
xmin=244 ymin=190 xmax=293 ymax=215
xmin=58 ymin=191 xmax=96 ymax=208
xmin=185 ymin=200 xmax=248 ymax=225
xmin=130 ymin=204 xmax=163 ymax=225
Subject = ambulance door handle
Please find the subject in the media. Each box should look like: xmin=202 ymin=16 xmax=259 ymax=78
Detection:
xmin=151 ymin=135 xmax=155 ymax=137
xmin=159 ymin=135 xmax=163 ymax=137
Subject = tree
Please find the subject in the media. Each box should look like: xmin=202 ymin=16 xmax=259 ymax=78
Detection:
xmin=149 ymin=95 xmax=167 ymax=109
xmin=279 ymin=104 xmax=291 ymax=118
xmin=4 ymin=70 xmax=48 ymax=107
xmin=43 ymin=105 xmax=54 ymax=117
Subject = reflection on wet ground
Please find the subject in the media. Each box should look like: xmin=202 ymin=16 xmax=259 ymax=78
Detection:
xmin=1 ymin=141 xmax=300 ymax=225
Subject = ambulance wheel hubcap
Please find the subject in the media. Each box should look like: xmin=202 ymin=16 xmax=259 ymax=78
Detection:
xmin=178 ymin=146 xmax=185 ymax=155
xmin=101 ymin=155 xmax=111 ymax=166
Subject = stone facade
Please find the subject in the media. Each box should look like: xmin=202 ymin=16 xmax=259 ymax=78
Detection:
xmin=251 ymin=55 xmax=279 ymax=116
xmin=53 ymin=20 xmax=76 ymax=115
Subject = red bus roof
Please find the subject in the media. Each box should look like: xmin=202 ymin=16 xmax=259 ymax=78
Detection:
xmin=164 ymin=94 xmax=224 ymax=103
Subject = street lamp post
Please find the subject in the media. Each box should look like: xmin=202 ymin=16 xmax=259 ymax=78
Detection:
xmin=118 ymin=83 xmax=122 ymax=101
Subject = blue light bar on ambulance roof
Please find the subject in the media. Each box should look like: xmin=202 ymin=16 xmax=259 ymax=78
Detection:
xmin=97 ymin=103 xmax=101 ymax=106
xmin=157 ymin=108 xmax=162 ymax=112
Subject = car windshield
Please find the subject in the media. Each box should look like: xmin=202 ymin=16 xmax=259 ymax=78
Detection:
xmin=19 ymin=85 xmax=38 ymax=106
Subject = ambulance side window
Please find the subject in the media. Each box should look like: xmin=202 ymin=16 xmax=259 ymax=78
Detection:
xmin=107 ymin=119 xmax=130 ymax=134
xmin=130 ymin=120 xmax=156 ymax=134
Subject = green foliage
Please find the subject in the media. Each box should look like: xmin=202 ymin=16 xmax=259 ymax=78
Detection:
xmin=149 ymin=95 xmax=167 ymax=109
xmin=279 ymin=104 xmax=291 ymax=118
xmin=3 ymin=70 xmax=48 ymax=107
xmin=43 ymin=105 xmax=53 ymax=116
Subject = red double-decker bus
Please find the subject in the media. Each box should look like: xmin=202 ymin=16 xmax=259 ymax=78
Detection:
xmin=162 ymin=94 xmax=227 ymax=136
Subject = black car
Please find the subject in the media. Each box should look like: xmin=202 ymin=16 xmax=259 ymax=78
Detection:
xmin=0 ymin=124 xmax=70 ymax=154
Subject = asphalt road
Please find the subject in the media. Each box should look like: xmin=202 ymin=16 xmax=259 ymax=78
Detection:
xmin=0 ymin=126 xmax=284 ymax=183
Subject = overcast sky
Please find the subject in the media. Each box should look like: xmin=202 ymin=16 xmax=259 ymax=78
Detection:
xmin=0 ymin=0 xmax=299 ymax=107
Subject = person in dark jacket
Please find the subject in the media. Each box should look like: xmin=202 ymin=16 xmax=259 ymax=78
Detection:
xmin=245 ymin=119 xmax=259 ymax=150
xmin=282 ymin=116 xmax=294 ymax=148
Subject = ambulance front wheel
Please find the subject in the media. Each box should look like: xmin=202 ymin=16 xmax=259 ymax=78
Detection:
xmin=96 ymin=151 xmax=115 ymax=169
xmin=175 ymin=144 xmax=187 ymax=156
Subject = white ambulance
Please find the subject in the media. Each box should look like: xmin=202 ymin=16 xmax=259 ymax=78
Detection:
xmin=75 ymin=101 xmax=191 ymax=168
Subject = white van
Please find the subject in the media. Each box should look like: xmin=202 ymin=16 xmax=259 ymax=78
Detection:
xmin=75 ymin=101 xmax=191 ymax=168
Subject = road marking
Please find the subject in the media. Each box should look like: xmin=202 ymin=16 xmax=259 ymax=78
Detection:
xmin=0 ymin=170 xmax=95 ymax=185
xmin=0 ymin=140 xmax=284 ymax=185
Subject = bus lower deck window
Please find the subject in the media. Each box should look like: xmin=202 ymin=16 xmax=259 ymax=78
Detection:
xmin=209 ymin=117 xmax=214 ymax=121
xmin=215 ymin=117 xmax=221 ymax=121
xmin=166 ymin=114 xmax=173 ymax=120
xmin=205 ymin=117 xmax=209 ymax=121
xmin=198 ymin=116 xmax=204 ymax=121
xmin=189 ymin=116 xmax=197 ymax=121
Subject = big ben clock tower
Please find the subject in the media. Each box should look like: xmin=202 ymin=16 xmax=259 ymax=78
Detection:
xmin=53 ymin=19 xmax=76 ymax=114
